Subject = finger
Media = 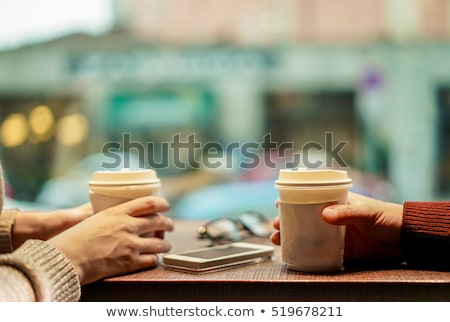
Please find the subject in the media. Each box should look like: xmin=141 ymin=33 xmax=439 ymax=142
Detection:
xmin=118 ymin=196 xmax=170 ymax=217
xmin=135 ymin=254 xmax=159 ymax=270
xmin=138 ymin=237 xmax=172 ymax=255
xmin=347 ymin=192 xmax=378 ymax=206
xmin=270 ymin=231 xmax=280 ymax=245
xmin=136 ymin=214 xmax=174 ymax=235
xmin=273 ymin=216 xmax=280 ymax=230
xmin=322 ymin=204 xmax=380 ymax=227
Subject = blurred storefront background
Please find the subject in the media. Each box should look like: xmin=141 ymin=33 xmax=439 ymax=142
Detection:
xmin=1 ymin=0 xmax=450 ymax=219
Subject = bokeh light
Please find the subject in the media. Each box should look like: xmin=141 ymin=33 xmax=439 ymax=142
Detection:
xmin=55 ymin=113 xmax=89 ymax=146
xmin=28 ymin=105 xmax=54 ymax=141
xmin=0 ymin=113 xmax=29 ymax=147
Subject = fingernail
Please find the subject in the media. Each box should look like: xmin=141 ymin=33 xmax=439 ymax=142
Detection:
xmin=323 ymin=207 xmax=337 ymax=217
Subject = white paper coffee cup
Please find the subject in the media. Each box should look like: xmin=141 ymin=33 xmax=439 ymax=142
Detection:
xmin=88 ymin=169 xmax=161 ymax=213
xmin=275 ymin=168 xmax=352 ymax=272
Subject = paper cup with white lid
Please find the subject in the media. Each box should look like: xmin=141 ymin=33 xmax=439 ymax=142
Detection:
xmin=275 ymin=168 xmax=352 ymax=272
xmin=88 ymin=169 xmax=161 ymax=213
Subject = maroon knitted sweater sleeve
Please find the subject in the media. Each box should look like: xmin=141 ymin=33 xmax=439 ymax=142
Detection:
xmin=402 ymin=202 xmax=450 ymax=270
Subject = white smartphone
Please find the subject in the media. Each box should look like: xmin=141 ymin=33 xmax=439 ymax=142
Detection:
xmin=162 ymin=242 xmax=274 ymax=273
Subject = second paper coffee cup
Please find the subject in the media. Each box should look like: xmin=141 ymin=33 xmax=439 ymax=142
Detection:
xmin=88 ymin=169 xmax=161 ymax=213
xmin=275 ymin=168 xmax=352 ymax=273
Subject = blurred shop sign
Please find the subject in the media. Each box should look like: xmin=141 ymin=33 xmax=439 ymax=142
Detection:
xmin=107 ymin=89 xmax=216 ymax=130
xmin=68 ymin=49 xmax=277 ymax=82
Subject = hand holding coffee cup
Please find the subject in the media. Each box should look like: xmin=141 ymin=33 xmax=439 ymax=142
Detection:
xmin=88 ymin=169 xmax=163 ymax=238
xmin=275 ymin=168 xmax=352 ymax=272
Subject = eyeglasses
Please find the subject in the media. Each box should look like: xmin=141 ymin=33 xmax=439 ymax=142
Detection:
xmin=197 ymin=211 xmax=272 ymax=244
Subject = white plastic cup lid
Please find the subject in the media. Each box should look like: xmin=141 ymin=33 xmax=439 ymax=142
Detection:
xmin=275 ymin=168 xmax=352 ymax=187
xmin=89 ymin=169 xmax=160 ymax=186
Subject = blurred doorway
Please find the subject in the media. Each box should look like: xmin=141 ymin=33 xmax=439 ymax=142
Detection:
xmin=264 ymin=90 xmax=363 ymax=169
xmin=437 ymin=88 xmax=450 ymax=196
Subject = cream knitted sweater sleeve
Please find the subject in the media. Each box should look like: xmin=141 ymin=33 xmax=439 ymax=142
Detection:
xmin=0 ymin=240 xmax=81 ymax=301
xmin=0 ymin=164 xmax=81 ymax=301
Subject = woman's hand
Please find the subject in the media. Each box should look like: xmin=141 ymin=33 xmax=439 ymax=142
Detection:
xmin=270 ymin=192 xmax=403 ymax=262
xmin=12 ymin=203 xmax=93 ymax=249
xmin=48 ymin=196 xmax=174 ymax=284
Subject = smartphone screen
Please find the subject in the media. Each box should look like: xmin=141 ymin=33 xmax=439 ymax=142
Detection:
xmin=162 ymin=242 xmax=274 ymax=273
xmin=180 ymin=246 xmax=258 ymax=259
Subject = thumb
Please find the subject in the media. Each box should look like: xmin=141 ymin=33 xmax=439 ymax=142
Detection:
xmin=322 ymin=204 xmax=379 ymax=227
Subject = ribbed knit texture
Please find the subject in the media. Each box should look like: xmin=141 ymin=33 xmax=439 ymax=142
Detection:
xmin=402 ymin=202 xmax=450 ymax=270
xmin=0 ymin=255 xmax=36 ymax=301
xmin=15 ymin=240 xmax=81 ymax=301
xmin=0 ymin=240 xmax=81 ymax=301
xmin=0 ymin=209 xmax=16 ymax=254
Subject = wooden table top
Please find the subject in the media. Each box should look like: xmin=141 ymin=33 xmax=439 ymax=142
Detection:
xmin=81 ymin=219 xmax=450 ymax=302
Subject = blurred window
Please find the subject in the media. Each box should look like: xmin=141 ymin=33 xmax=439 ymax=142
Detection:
xmin=106 ymin=88 xmax=218 ymax=176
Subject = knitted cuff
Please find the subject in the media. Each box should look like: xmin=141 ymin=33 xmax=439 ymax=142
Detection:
xmin=0 ymin=209 xmax=18 ymax=254
xmin=12 ymin=239 xmax=81 ymax=301
xmin=402 ymin=202 xmax=450 ymax=270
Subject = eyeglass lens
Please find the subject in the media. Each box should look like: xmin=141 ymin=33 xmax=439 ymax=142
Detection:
xmin=198 ymin=211 xmax=271 ymax=243
xmin=202 ymin=218 xmax=241 ymax=242
xmin=238 ymin=212 xmax=271 ymax=237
